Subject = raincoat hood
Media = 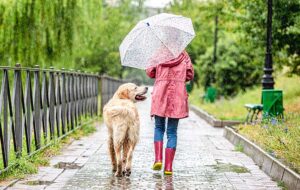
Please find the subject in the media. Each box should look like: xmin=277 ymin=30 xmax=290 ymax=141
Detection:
xmin=160 ymin=51 xmax=187 ymax=67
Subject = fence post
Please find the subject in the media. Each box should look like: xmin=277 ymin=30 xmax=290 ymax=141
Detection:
xmin=69 ymin=70 xmax=75 ymax=130
xmin=74 ymin=71 xmax=78 ymax=126
xmin=96 ymin=76 xmax=102 ymax=115
xmin=65 ymin=71 xmax=70 ymax=131
xmin=77 ymin=71 xmax=82 ymax=122
xmin=100 ymin=76 xmax=103 ymax=115
xmin=41 ymin=70 xmax=49 ymax=143
xmin=55 ymin=70 xmax=61 ymax=137
xmin=49 ymin=67 xmax=55 ymax=139
xmin=93 ymin=75 xmax=97 ymax=116
xmin=88 ymin=74 xmax=92 ymax=116
xmin=13 ymin=63 xmax=23 ymax=157
xmin=24 ymin=69 xmax=33 ymax=154
xmin=61 ymin=68 xmax=66 ymax=134
xmin=33 ymin=65 xmax=41 ymax=149
xmin=83 ymin=73 xmax=87 ymax=116
xmin=0 ymin=69 xmax=10 ymax=167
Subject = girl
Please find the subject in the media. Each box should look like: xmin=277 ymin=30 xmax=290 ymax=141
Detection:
xmin=146 ymin=50 xmax=194 ymax=175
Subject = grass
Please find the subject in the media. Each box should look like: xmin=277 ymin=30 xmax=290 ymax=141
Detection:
xmin=277 ymin=181 xmax=288 ymax=190
xmin=0 ymin=121 xmax=98 ymax=181
xmin=236 ymin=113 xmax=300 ymax=173
xmin=189 ymin=74 xmax=300 ymax=121
xmin=234 ymin=143 xmax=244 ymax=152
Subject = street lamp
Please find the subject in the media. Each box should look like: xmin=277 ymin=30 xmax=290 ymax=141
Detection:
xmin=212 ymin=15 xmax=218 ymax=68
xmin=207 ymin=14 xmax=218 ymax=89
xmin=262 ymin=0 xmax=274 ymax=89
xmin=261 ymin=0 xmax=284 ymax=119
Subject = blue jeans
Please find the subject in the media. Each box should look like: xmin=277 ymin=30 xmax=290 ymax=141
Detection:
xmin=154 ymin=115 xmax=179 ymax=148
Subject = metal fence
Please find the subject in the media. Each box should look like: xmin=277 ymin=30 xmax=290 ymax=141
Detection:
xmin=0 ymin=64 xmax=99 ymax=171
xmin=100 ymin=75 xmax=129 ymax=113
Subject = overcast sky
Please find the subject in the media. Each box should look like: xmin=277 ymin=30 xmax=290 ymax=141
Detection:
xmin=144 ymin=0 xmax=173 ymax=8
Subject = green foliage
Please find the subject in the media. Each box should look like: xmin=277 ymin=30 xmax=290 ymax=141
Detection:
xmin=169 ymin=0 xmax=216 ymax=86
xmin=0 ymin=0 xmax=79 ymax=67
xmin=189 ymin=74 xmax=300 ymax=121
xmin=240 ymin=0 xmax=300 ymax=75
xmin=1 ymin=0 xmax=299 ymax=92
xmin=0 ymin=0 xmax=142 ymax=77
xmin=75 ymin=1 xmax=143 ymax=76
xmin=170 ymin=0 xmax=300 ymax=96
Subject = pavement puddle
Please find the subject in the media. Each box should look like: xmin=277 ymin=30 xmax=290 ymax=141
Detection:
xmin=209 ymin=161 xmax=250 ymax=173
xmin=54 ymin=162 xmax=83 ymax=169
xmin=25 ymin=180 xmax=54 ymax=186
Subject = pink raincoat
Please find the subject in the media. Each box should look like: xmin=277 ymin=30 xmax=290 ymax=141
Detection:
xmin=146 ymin=51 xmax=194 ymax=119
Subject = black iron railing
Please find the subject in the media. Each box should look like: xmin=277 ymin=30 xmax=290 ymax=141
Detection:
xmin=0 ymin=64 xmax=99 ymax=172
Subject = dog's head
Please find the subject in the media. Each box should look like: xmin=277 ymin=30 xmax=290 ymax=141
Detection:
xmin=115 ymin=83 xmax=148 ymax=102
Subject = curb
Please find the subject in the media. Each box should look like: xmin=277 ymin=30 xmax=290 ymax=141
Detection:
xmin=190 ymin=105 xmax=241 ymax=127
xmin=224 ymin=126 xmax=300 ymax=190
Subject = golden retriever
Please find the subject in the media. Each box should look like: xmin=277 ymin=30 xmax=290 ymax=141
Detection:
xmin=103 ymin=83 xmax=148 ymax=177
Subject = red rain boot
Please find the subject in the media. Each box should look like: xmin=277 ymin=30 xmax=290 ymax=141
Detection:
xmin=152 ymin=141 xmax=163 ymax=170
xmin=164 ymin=148 xmax=176 ymax=175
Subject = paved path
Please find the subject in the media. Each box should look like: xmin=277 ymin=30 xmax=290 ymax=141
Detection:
xmin=5 ymin=92 xmax=280 ymax=190
xmin=3 ymin=121 xmax=102 ymax=190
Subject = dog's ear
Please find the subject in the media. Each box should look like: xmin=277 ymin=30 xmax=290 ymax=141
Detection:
xmin=118 ymin=89 xmax=129 ymax=99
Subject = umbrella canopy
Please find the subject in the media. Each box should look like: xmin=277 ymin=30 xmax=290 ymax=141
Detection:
xmin=119 ymin=13 xmax=195 ymax=69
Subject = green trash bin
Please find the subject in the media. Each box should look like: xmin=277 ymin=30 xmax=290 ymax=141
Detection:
xmin=262 ymin=89 xmax=284 ymax=118
xmin=203 ymin=87 xmax=217 ymax=103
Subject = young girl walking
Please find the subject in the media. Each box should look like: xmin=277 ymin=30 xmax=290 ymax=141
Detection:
xmin=146 ymin=50 xmax=194 ymax=175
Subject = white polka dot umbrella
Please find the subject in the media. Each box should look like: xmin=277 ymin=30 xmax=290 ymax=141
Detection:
xmin=119 ymin=13 xmax=196 ymax=69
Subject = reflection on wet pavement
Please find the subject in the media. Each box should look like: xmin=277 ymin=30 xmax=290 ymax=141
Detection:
xmin=63 ymin=90 xmax=280 ymax=190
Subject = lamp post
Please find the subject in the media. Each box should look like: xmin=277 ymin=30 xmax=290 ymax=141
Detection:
xmin=261 ymin=0 xmax=284 ymax=119
xmin=207 ymin=14 xmax=218 ymax=88
xmin=262 ymin=0 xmax=274 ymax=89
xmin=213 ymin=15 xmax=218 ymax=67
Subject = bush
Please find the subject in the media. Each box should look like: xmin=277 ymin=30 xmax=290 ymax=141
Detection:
xmin=169 ymin=0 xmax=300 ymax=96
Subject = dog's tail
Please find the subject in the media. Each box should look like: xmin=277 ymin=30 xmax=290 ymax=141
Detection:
xmin=104 ymin=106 xmax=135 ymax=118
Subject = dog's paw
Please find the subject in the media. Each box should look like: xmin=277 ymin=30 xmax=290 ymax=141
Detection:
xmin=115 ymin=171 xmax=123 ymax=177
xmin=125 ymin=169 xmax=131 ymax=177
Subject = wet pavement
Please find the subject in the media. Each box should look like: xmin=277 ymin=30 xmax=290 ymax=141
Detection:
xmin=62 ymin=96 xmax=279 ymax=190
xmin=5 ymin=91 xmax=280 ymax=190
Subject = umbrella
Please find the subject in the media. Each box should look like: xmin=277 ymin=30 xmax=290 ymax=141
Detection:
xmin=119 ymin=13 xmax=195 ymax=69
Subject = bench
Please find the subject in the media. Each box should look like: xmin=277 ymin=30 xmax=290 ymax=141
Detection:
xmin=245 ymin=104 xmax=263 ymax=123
xmin=245 ymin=89 xmax=284 ymax=123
